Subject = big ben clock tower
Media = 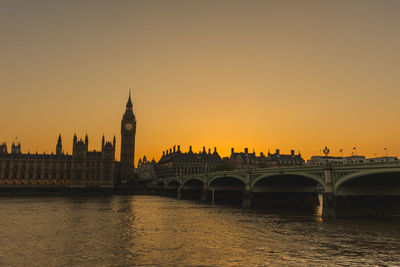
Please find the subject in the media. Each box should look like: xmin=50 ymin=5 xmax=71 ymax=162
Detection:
xmin=120 ymin=91 xmax=136 ymax=183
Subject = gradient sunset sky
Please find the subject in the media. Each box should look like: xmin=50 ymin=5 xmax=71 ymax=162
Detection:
xmin=1 ymin=0 xmax=399 ymax=163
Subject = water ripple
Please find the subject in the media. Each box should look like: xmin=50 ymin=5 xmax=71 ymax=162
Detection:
xmin=0 ymin=195 xmax=399 ymax=266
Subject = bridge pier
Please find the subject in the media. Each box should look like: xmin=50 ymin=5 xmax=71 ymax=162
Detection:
xmin=161 ymin=185 xmax=166 ymax=196
xmin=200 ymin=181 xmax=208 ymax=202
xmin=322 ymin=192 xmax=336 ymax=218
xmin=322 ymin=165 xmax=336 ymax=218
xmin=242 ymin=172 xmax=252 ymax=208
xmin=242 ymin=190 xmax=252 ymax=208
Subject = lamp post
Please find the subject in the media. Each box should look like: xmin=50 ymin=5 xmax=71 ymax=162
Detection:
xmin=384 ymin=148 xmax=388 ymax=163
xmin=323 ymin=146 xmax=330 ymax=166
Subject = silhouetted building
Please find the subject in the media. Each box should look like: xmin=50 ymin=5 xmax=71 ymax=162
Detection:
xmin=156 ymin=146 xmax=222 ymax=178
xmin=229 ymin=148 xmax=259 ymax=169
xmin=307 ymin=155 xmax=399 ymax=166
xmin=366 ymin=156 xmax=399 ymax=163
xmin=0 ymin=143 xmax=7 ymax=154
xmin=225 ymin=148 xmax=303 ymax=170
xmin=267 ymin=149 xmax=305 ymax=166
xmin=136 ymin=156 xmax=157 ymax=181
xmin=0 ymin=134 xmax=115 ymax=187
xmin=118 ymin=91 xmax=137 ymax=184
xmin=0 ymin=93 xmax=137 ymax=187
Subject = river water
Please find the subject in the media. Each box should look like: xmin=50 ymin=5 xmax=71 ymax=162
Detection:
xmin=0 ymin=195 xmax=399 ymax=266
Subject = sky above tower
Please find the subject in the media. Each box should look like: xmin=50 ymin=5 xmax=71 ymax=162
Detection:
xmin=1 ymin=0 xmax=400 ymax=162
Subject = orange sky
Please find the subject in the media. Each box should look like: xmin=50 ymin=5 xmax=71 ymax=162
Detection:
xmin=1 ymin=0 xmax=400 ymax=164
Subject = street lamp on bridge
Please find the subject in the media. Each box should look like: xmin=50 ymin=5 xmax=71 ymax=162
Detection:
xmin=323 ymin=146 xmax=330 ymax=166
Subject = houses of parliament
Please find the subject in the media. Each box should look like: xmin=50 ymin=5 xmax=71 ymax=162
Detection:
xmin=0 ymin=94 xmax=136 ymax=188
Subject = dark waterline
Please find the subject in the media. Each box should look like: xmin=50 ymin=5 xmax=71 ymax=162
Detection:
xmin=1 ymin=195 xmax=399 ymax=266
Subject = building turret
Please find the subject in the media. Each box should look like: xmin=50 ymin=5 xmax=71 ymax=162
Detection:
xmin=102 ymin=137 xmax=115 ymax=160
xmin=0 ymin=142 xmax=7 ymax=154
xmin=72 ymin=136 xmax=88 ymax=158
xmin=11 ymin=142 xmax=21 ymax=154
xmin=85 ymin=134 xmax=89 ymax=150
xmin=56 ymin=134 xmax=63 ymax=155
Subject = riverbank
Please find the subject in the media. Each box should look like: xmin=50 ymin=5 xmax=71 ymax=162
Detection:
xmin=0 ymin=185 xmax=151 ymax=196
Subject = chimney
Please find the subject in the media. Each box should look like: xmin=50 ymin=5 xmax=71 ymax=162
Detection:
xmin=231 ymin=148 xmax=234 ymax=154
xmin=208 ymin=148 xmax=211 ymax=154
xmin=169 ymin=148 xmax=172 ymax=154
xmin=173 ymin=145 xmax=176 ymax=153
xmin=291 ymin=150 xmax=295 ymax=156
xmin=163 ymin=151 xmax=165 ymax=156
xmin=177 ymin=145 xmax=181 ymax=152
xmin=276 ymin=149 xmax=280 ymax=155
xmin=189 ymin=146 xmax=192 ymax=152
xmin=203 ymin=146 xmax=206 ymax=153
xmin=245 ymin=148 xmax=248 ymax=154
xmin=214 ymin=147 xmax=217 ymax=153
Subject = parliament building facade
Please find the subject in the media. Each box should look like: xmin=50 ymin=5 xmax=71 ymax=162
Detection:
xmin=0 ymin=94 xmax=136 ymax=188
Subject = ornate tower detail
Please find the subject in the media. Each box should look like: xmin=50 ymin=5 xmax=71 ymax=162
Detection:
xmin=56 ymin=134 xmax=62 ymax=155
xmin=120 ymin=91 xmax=136 ymax=182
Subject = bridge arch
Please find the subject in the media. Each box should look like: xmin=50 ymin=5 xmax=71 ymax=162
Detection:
xmin=156 ymin=181 xmax=166 ymax=187
xmin=334 ymin=168 xmax=400 ymax=194
xmin=167 ymin=180 xmax=181 ymax=187
xmin=251 ymin=172 xmax=324 ymax=189
xmin=182 ymin=177 xmax=205 ymax=187
xmin=208 ymin=175 xmax=246 ymax=187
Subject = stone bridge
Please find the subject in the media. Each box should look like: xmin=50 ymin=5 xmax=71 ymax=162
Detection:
xmin=151 ymin=162 xmax=400 ymax=217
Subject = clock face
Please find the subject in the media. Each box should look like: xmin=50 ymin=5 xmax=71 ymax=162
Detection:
xmin=125 ymin=123 xmax=133 ymax=131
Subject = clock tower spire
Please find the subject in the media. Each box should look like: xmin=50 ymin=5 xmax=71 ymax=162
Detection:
xmin=119 ymin=91 xmax=136 ymax=183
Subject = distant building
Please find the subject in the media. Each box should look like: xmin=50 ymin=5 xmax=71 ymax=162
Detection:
xmin=229 ymin=148 xmax=258 ymax=169
xmin=224 ymin=148 xmax=304 ymax=170
xmin=266 ymin=149 xmax=305 ymax=167
xmin=156 ymin=146 xmax=223 ymax=178
xmin=365 ymin=156 xmax=399 ymax=163
xmin=308 ymin=156 xmax=346 ymax=166
xmin=118 ymin=91 xmax=137 ymax=184
xmin=0 ymin=134 xmax=115 ymax=187
xmin=307 ymin=155 xmax=398 ymax=166
xmin=307 ymin=155 xmax=366 ymax=166
xmin=136 ymin=156 xmax=157 ymax=181
xmin=0 ymin=93 xmax=137 ymax=188
xmin=0 ymin=143 xmax=7 ymax=154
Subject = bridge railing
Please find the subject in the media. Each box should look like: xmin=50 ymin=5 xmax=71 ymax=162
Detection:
xmin=152 ymin=161 xmax=400 ymax=184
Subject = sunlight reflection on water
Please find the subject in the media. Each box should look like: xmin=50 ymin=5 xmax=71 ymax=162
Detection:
xmin=0 ymin=195 xmax=399 ymax=266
